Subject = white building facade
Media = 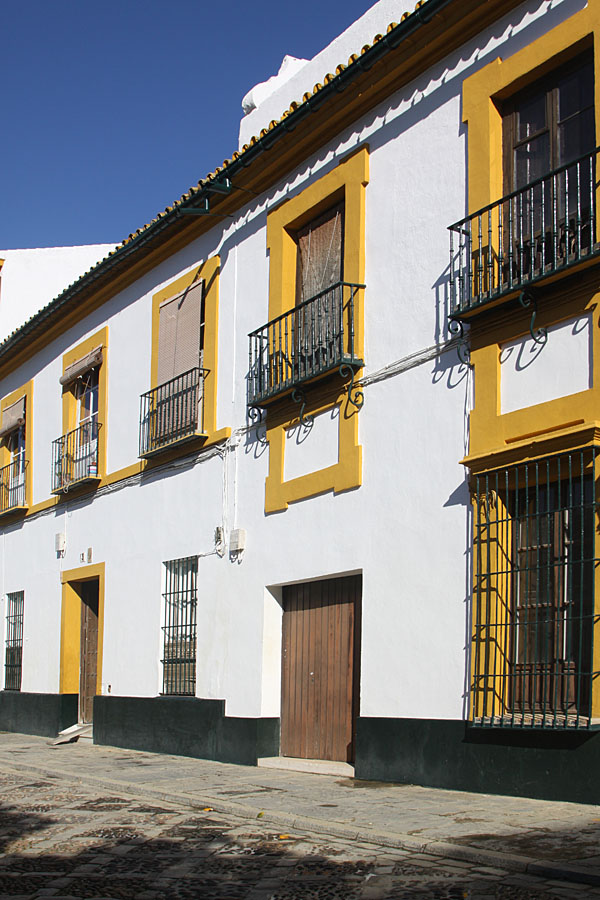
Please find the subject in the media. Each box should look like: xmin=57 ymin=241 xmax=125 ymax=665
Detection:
xmin=1 ymin=0 xmax=599 ymax=803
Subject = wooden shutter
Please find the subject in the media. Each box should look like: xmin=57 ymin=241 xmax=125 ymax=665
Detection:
xmin=0 ymin=396 xmax=26 ymax=440
xmin=296 ymin=204 xmax=344 ymax=304
xmin=157 ymin=280 xmax=204 ymax=385
xmin=59 ymin=347 xmax=103 ymax=386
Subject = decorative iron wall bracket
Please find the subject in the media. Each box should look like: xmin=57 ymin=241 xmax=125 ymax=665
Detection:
xmin=448 ymin=318 xmax=471 ymax=366
xmin=339 ymin=363 xmax=364 ymax=410
xmin=248 ymin=405 xmax=268 ymax=444
xmin=291 ymin=389 xmax=314 ymax=428
xmin=518 ymin=290 xmax=548 ymax=346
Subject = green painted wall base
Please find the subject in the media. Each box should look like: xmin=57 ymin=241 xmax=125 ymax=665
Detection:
xmin=0 ymin=691 xmax=78 ymax=737
xmin=93 ymin=695 xmax=280 ymax=765
xmin=355 ymin=717 xmax=600 ymax=804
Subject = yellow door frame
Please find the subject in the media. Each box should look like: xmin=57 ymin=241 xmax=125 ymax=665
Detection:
xmin=59 ymin=562 xmax=105 ymax=698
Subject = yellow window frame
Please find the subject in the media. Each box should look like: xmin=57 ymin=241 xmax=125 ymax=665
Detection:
xmin=150 ymin=255 xmax=230 ymax=449
xmin=61 ymin=327 xmax=108 ymax=482
xmin=0 ymin=379 xmax=33 ymax=510
xmin=264 ymin=146 xmax=369 ymax=513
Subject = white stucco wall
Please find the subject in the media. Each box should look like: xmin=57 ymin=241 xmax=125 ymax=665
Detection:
xmin=0 ymin=245 xmax=116 ymax=341
xmin=500 ymin=314 xmax=592 ymax=413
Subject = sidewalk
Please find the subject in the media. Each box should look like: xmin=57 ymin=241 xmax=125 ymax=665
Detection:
xmin=1 ymin=732 xmax=600 ymax=888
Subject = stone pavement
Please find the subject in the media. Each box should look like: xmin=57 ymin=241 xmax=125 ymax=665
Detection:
xmin=1 ymin=732 xmax=600 ymax=894
xmin=0 ymin=764 xmax=589 ymax=900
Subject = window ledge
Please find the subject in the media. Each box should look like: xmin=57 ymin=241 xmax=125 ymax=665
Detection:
xmin=469 ymin=715 xmax=600 ymax=731
xmin=0 ymin=504 xmax=28 ymax=519
xmin=139 ymin=431 xmax=208 ymax=460
xmin=51 ymin=474 xmax=101 ymax=496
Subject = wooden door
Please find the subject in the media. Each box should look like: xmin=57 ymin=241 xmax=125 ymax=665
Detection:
xmin=79 ymin=580 xmax=99 ymax=724
xmin=281 ymin=575 xmax=361 ymax=763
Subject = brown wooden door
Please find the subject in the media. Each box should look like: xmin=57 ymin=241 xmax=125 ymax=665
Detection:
xmin=79 ymin=580 xmax=99 ymax=724
xmin=281 ymin=575 xmax=361 ymax=763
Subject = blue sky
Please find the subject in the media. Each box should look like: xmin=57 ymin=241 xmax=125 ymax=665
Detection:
xmin=1 ymin=1 xmax=372 ymax=249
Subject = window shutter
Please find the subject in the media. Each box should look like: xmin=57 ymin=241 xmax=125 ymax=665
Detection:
xmin=157 ymin=280 xmax=204 ymax=385
xmin=296 ymin=204 xmax=344 ymax=304
xmin=0 ymin=395 xmax=26 ymax=440
xmin=59 ymin=346 xmax=103 ymax=386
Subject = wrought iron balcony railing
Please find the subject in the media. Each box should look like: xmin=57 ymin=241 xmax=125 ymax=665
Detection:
xmin=248 ymin=281 xmax=364 ymax=407
xmin=52 ymin=419 xmax=100 ymax=493
xmin=0 ymin=459 xmax=28 ymax=513
xmin=139 ymin=367 xmax=207 ymax=458
xmin=449 ymin=148 xmax=600 ymax=319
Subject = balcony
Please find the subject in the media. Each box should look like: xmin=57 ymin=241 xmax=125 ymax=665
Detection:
xmin=52 ymin=420 xmax=100 ymax=493
xmin=139 ymin=367 xmax=207 ymax=458
xmin=247 ymin=281 xmax=364 ymax=408
xmin=0 ymin=459 xmax=28 ymax=514
xmin=449 ymin=148 xmax=600 ymax=320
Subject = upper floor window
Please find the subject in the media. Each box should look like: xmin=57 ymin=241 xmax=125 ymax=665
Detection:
xmin=140 ymin=279 xmax=207 ymax=457
xmin=449 ymin=54 xmax=599 ymax=316
xmin=76 ymin=368 xmax=99 ymax=430
xmin=53 ymin=343 xmax=104 ymax=491
xmin=0 ymin=395 xmax=27 ymax=512
xmin=503 ymin=56 xmax=595 ymax=193
xmin=157 ymin=280 xmax=205 ymax=384
xmin=295 ymin=202 xmax=344 ymax=304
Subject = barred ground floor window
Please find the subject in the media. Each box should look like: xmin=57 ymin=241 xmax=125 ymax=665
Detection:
xmin=161 ymin=556 xmax=197 ymax=696
xmin=470 ymin=447 xmax=599 ymax=729
xmin=4 ymin=590 xmax=24 ymax=691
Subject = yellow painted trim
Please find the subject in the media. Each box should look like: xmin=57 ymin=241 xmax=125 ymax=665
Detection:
xmin=469 ymin=290 xmax=600 ymax=458
xmin=150 ymin=256 xmax=225 ymax=444
xmin=0 ymin=379 xmax=34 ymax=508
xmin=59 ymin=562 xmax=105 ymax=697
xmin=264 ymin=384 xmax=362 ymax=514
xmin=61 ymin=326 xmax=108 ymax=480
xmin=463 ymin=422 xmax=600 ymax=473
xmin=29 ymin=497 xmax=59 ymax=516
xmin=204 ymin=425 xmax=232 ymax=446
xmin=462 ymin=9 xmax=600 ymax=723
xmin=264 ymin=148 xmax=368 ymax=513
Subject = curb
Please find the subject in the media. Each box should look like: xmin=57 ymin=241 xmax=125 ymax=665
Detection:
xmin=3 ymin=757 xmax=600 ymax=888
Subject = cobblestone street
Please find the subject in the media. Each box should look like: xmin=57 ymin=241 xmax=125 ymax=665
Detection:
xmin=1 ymin=765 xmax=599 ymax=900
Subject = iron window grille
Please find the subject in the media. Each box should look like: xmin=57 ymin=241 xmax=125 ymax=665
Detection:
xmin=161 ymin=556 xmax=197 ymax=696
xmin=449 ymin=147 xmax=600 ymax=318
xmin=470 ymin=449 xmax=600 ymax=729
xmin=247 ymin=281 xmax=364 ymax=407
xmin=52 ymin=419 xmax=101 ymax=493
xmin=139 ymin=367 xmax=207 ymax=458
xmin=5 ymin=591 xmax=24 ymax=691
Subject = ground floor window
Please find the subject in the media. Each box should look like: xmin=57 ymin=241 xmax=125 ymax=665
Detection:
xmin=470 ymin=448 xmax=599 ymax=728
xmin=4 ymin=591 xmax=24 ymax=691
xmin=161 ymin=557 xmax=197 ymax=695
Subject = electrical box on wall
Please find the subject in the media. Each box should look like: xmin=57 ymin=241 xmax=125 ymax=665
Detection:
xmin=55 ymin=533 xmax=66 ymax=554
xmin=230 ymin=528 xmax=247 ymax=552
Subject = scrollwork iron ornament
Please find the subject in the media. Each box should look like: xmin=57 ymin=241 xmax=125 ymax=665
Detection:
xmin=291 ymin=388 xmax=314 ymax=428
xmin=248 ymin=405 xmax=268 ymax=445
xmin=448 ymin=318 xmax=471 ymax=366
xmin=339 ymin=363 xmax=364 ymax=410
xmin=519 ymin=290 xmax=547 ymax=347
